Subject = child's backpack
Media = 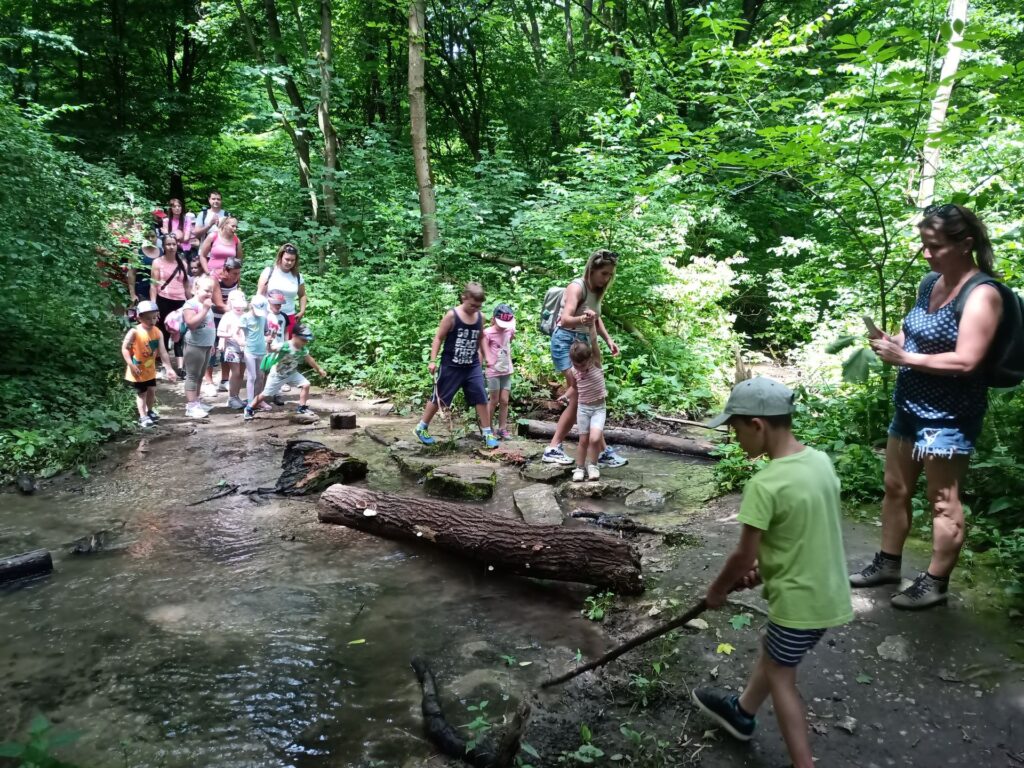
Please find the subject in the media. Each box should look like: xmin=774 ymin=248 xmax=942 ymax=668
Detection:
xmin=920 ymin=271 xmax=1024 ymax=388
xmin=163 ymin=307 xmax=185 ymax=344
xmin=539 ymin=278 xmax=587 ymax=336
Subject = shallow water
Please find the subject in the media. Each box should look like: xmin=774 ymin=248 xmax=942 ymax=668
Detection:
xmin=0 ymin=409 xmax=716 ymax=767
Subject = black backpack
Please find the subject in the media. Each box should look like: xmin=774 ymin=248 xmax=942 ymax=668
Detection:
xmin=919 ymin=271 xmax=1024 ymax=388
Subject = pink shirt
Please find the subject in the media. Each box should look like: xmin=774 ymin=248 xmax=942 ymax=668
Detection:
xmin=205 ymin=231 xmax=239 ymax=275
xmin=165 ymin=213 xmax=193 ymax=251
xmin=573 ymin=362 xmax=606 ymax=405
xmin=153 ymin=258 xmax=187 ymax=301
xmin=482 ymin=326 xmax=514 ymax=378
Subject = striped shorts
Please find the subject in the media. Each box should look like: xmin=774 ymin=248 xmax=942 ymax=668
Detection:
xmin=764 ymin=622 xmax=826 ymax=667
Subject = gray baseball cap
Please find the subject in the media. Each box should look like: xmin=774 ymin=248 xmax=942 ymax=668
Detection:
xmin=704 ymin=377 xmax=796 ymax=428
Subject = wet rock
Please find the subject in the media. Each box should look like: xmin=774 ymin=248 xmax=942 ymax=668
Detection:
xmin=557 ymin=478 xmax=641 ymax=500
xmin=289 ymin=411 xmax=320 ymax=425
xmin=479 ymin=440 xmax=545 ymax=466
xmin=513 ymin=484 xmax=563 ymax=525
xmin=15 ymin=474 xmax=37 ymax=495
xmin=876 ymin=634 xmax=911 ymax=663
xmin=276 ymin=440 xmax=368 ymax=496
xmin=520 ymin=462 xmax=574 ymax=484
xmin=424 ymin=464 xmax=496 ymax=501
xmin=69 ymin=525 xmax=126 ymax=555
xmin=624 ymin=487 xmax=668 ymax=511
xmin=388 ymin=445 xmax=444 ymax=478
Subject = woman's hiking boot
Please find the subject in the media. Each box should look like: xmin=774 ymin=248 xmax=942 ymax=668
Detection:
xmin=598 ymin=446 xmax=628 ymax=467
xmin=849 ymin=551 xmax=902 ymax=588
xmin=891 ymin=572 xmax=949 ymax=610
xmin=691 ymin=688 xmax=756 ymax=741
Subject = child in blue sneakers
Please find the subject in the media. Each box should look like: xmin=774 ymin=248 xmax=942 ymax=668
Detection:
xmin=414 ymin=282 xmax=499 ymax=449
xmin=692 ymin=377 xmax=853 ymax=768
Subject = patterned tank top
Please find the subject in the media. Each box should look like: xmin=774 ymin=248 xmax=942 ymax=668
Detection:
xmin=440 ymin=308 xmax=482 ymax=368
xmin=573 ymin=362 xmax=607 ymax=405
xmin=894 ymin=277 xmax=988 ymax=422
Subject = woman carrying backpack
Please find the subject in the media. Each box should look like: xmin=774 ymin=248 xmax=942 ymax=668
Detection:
xmin=199 ymin=217 xmax=243 ymax=278
xmin=257 ymin=243 xmax=306 ymax=339
xmin=850 ymin=204 xmax=1004 ymax=610
xmin=541 ymin=249 xmax=626 ymax=468
xmin=150 ymin=232 xmax=189 ymax=374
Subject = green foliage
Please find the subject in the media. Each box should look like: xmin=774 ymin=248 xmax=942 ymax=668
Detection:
xmin=0 ymin=93 xmax=141 ymax=482
xmin=582 ymin=591 xmax=615 ymax=622
xmin=463 ymin=700 xmax=492 ymax=753
xmin=0 ymin=714 xmax=86 ymax=767
xmin=558 ymin=723 xmax=605 ymax=765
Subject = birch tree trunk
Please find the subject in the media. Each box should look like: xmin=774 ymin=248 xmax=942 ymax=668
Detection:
xmin=408 ymin=0 xmax=439 ymax=249
xmin=917 ymin=0 xmax=969 ymax=210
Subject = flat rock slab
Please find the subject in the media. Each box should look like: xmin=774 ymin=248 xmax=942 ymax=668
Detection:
xmin=520 ymin=462 xmax=574 ymax=484
xmin=389 ymin=445 xmax=446 ymax=478
xmin=557 ymin=478 xmax=641 ymax=500
xmin=425 ymin=464 xmax=497 ymax=501
xmin=513 ymin=484 xmax=563 ymax=526
xmin=477 ymin=440 xmax=545 ymax=466
xmin=624 ymin=487 xmax=669 ymax=511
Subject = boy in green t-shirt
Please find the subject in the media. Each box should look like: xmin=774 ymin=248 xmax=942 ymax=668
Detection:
xmin=692 ymin=377 xmax=853 ymax=768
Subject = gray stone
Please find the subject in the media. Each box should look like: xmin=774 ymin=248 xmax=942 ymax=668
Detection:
xmin=624 ymin=487 xmax=668 ymax=511
xmin=389 ymin=445 xmax=444 ymax=478
xmin=557 ymin=478 xmax=641 ymax=500
xmin=424 ymin=464 xmax=497 ymax=501
xmin=513 ymin=484 xmax=563 ymax=526
xmin=876 ymin=634 xmax=911 ymax=663
xmin=520 ymin=462 xmax=574 ymax=484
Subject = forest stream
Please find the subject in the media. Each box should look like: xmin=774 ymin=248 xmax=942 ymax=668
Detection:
xmin=2 ymin=385 xmax=1023 ymax=768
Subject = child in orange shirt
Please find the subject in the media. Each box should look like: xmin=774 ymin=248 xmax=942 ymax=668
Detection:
xmin=122 ymin=301 xmax=178 ymax=428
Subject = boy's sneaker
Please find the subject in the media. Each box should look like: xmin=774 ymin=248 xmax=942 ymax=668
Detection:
xmin=139 ymin=416 xmax=154 ymax=429
xmin=414 ymin=425 xmax=436 ymax=445
xmin=691 ymin=688 xmax=756 ymax=741
xmin=572 ymin=467 xmax=586 ymax=482
xmin=598 ymin=447 xmax=628 ymax=468
xmin=542 ymin=444 xmax=574 ymax=465
xmin=271 ymin=395 xmax=286 ymax=406
xmin=296 ymin=404 xmax=313 ymax=415
xmin=891 ymin=572 xmax=949 ymax=610
xmin=483 ymin=430 xmax=500 ymax=449
xmin=849 ymin=551 xmax=902 ymax=588
xmin=227 ymin=396 xmax=246 ymax=410
xmin=587 ymin=464 xmax=601 ymax=481
xmin=147 ymin=409 xmax=160 ymax=423
xmin=496 ymin=428 xmax=512 ymax=440
xmin=257 ymin=401 xmax=273 ymax=412
xmin=243 ymin=406 xmax=255 ymax=421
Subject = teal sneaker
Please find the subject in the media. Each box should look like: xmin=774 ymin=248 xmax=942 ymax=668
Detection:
xmin=483 ymin=430 xmax=500 ymax=449
xmin=414 ymin=425 xmax=436 ymax=445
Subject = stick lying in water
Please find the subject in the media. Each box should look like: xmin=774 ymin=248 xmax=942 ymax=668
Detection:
xmin=541 ymin=599 xmax=708 ymax=688
xmin=186 ymin=484 xmax=239 ymax=507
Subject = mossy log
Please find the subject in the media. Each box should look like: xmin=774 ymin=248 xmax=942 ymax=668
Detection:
xmin=317 ymin=485 xmax=644 ymax=594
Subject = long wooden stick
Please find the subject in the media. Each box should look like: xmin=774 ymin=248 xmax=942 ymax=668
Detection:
xmin=541 ymin=599 xmax=708 ymax=687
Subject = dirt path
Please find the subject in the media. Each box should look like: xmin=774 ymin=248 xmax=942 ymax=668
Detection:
xmin=4 ymin=381 xmax=1023 ymax=767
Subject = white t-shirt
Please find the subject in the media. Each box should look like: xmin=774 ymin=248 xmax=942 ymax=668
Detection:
xmin=261 ymin=266 xmax=305 ymax=315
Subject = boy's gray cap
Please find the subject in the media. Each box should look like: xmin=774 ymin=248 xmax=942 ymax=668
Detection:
xmin=704 ymin=376 xmax=795 ymax=428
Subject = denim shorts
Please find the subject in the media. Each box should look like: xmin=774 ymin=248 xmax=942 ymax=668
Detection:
xmin=764 ymin=622 xmax=826 ymax=668
xmin=889 ymin=407 xmax=984 ymax=459
xmin=550 ymin=327 xmax=591 ymax=373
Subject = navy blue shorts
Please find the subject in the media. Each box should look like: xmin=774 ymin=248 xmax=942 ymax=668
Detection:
xmin=433 ymin=365 xmax=488 ymax=407
xmin=764 ymin=622 xmax=826 ymax=667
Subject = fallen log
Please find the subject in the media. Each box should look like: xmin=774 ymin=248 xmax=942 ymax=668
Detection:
xmin=318 ymin=485 xmax=644 ymax=594
xmin=411 ymin=657 xmax=529 ymax=768
xmin=0 ymin=548 xmax=53 ymax=583
xmin=516 ymin=419 xmax=717 ymax=458
xmin=277 ymin=440 xmax=368 ymax=496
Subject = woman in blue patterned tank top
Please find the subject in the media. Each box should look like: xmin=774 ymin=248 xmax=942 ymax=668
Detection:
xmin=849 ymin=205 xmax=1003 ymax=611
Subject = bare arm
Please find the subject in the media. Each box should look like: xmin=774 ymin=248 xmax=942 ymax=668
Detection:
xmin=589 ymin=321 xmax=602 ymax=366
xmin=149 ymin=263 xmax=160 ymax=302
xmin=257 ymin=268 xmax=270 ymax=296
xmin=236 ymin=237 xmax=244 ymax=263
xmin=872 ymin=285 xmax=1002 ymax=375
xmin=706 ymin=524 xmax=763 ymax=608
xmin=199 ymin=234 xmax=213 ymax=273
xmin=122 ymin=329 xmax=140 ymax=376
xmin=211 ymin=283 xmax=228 ymax=313
xmin=184 ymin=300 xmax=212 ymax=330
xmin=428 ymin=312 xmax=454 ymax=373
xmin=296 ymin=283 xmax=307 ymax=318
xmin=304 ymin=353 xmax=326 ymax=377
xmin=127 ymin=266 xmax=138 ymax=301
xmin=481 ymin=331 xmax=496 ymax=368
xmin=157 ymin=335 xmax=177 ymax=380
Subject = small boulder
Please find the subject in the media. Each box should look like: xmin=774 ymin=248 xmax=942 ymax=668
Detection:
xmin=513 ymin=484 xmax=562 ymax=526
xmin=557 ymin=478 xmax=641 ymax=500
xmin=520 ymin=462 xmax=574 ymax=484
xmin=424 ymin=464 xmax=497 ymax=501
xmin=15 ymin=474 xmax=37 ymax=495
xmin=389 ymin=445 xmax=444 ymax=478
xmin=624 ymin=487 xmax=668 ymax=511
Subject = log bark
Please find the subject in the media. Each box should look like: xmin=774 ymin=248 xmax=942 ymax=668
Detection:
xmin=277 ymin=440 xmax=368 ymax=495
xmin=318 ymin=485 xmax=644 ymax=594
xmin=330 ymin=412 xmax=357 ymax=429
xmin=0 ymin=549 xmax=53 ymax=583
xmin=516 ymin=419 xmax=717 ymax=458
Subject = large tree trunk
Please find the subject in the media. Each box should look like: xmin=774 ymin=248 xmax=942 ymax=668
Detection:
xmin=408 ymin=0 xmax=438 ymax=248
xmin=318 ymin=486 xmax=644 ymax=594
xmin=916 ymin=0 xmax=969 ymax=210
xmin=318 ymin=0 xmax=343 ymax=271
xmin=517 ymin=419 xmax=717 ymax=458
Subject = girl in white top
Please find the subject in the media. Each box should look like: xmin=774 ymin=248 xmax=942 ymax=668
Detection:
xmin=257 ymin=243 xmax=307 ymax=338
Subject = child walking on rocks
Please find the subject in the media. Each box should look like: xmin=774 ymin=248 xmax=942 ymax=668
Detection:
xmin=482 ymin=303 xmax=516 ymax=439
xmin=244 ymin=324 xmax=325 ymax=420
xmin=414 ymin=282 xmax=500 ymax=449
xmin=122 ymin=301 xmax=177 ymax=428
xmin=568 ymin=320 xmax=606 ymax=482
xmin=692 ymin=377 xmax=852 ymax=768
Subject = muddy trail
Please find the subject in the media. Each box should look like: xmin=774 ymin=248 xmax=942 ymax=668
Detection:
xmin=1 ymin=384 xmax=1023 ymax=768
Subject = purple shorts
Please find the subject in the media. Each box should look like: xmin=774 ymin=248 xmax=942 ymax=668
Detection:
xmin=432 ymin=365 xmax=488 ymax=407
